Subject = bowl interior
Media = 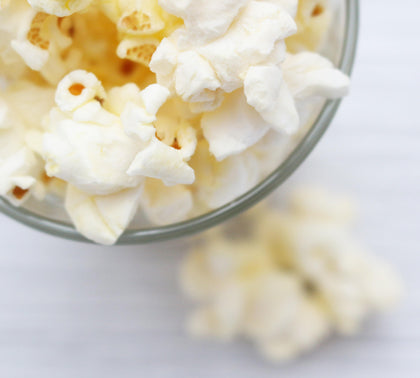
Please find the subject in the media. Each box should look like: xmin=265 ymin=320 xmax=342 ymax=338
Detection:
xmin=0 ymin=0 xmax=359 ymax=244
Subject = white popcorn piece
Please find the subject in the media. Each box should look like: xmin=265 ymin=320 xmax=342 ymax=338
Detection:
xmin=4 ymin=2 xmax=74 ymax=84
xmin=152 ymin=0 xmax=349 ymax=157
xmin=286 ymin=0 xmax=332 ymax=53
xmin=283 ymin=51 xmax=350 ymax=99
xmin=244 ymin=65 xmax=299 ymax=134
xmin=158 ymin=0 xmax=249 ymax=44
xmin=181 ymin=188 xmax=402 ymax=362
xmin=101 ymin=0 xmax=178 ymax=34
xmin=259 ymin=298 xmax=330 ymax=361
xmin=0 ymin=81 xmax=55 ymax=204
xmin=105 ymin=83 xmax=144 ymax=116
xmin=243 ymin=130 xmax=292 ymax=178
xmin=151 ymin=1 xmax=297 ymax=109
xmin=116 ymin=37 xmax=160 ymax=66
xmin=101 ymin=0 xmax=181 ymax=67
xmin=0 ymin=0 xmax=11 ymax=10
xmin=27 ymin=0 xmax=93 ymax=17
xmin=127 ymin=137 xmax=195 ymax=186
xmin=0 ymin=0 xmax=354 ymax=246
xmin=65 ymin=184 xmax=143 ymax=245
xmin=0 ymin=147 xmax=41 ymax=206
xmin=122 ymin=99 xmax=196 ymax=186
xmin=190 ymin=140 xmax=260 ymax=209
xmin=187 ymin=281 xmax=247 ymax=341
xmin=242 ymin=273 xmax=305 ymax=341
xmin=139 ymin=178 xmax=193 ymax=225
xmin=44 ymin=70 xmax=184 ymax=195
xmin=55 ymin=69 xmax=106 ymax=112
xmin=201 ymin=91 xmax=271 ymax=161
xmin=264 ymin=0 xmax=298 ymax=17
xmin=0 ymin=0 xmax=38 ymax=79
xmin=43 ymin=107 xmax=145 ymax=195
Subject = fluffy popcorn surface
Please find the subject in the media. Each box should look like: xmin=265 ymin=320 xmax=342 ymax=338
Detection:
xmin=286 ymin=0 xmax=332 ymax=53
xmin=122 ymin=101 xmax=196 ymax=186
xmin=244 ymin=65 xmax=299 ymax=134
xmin=27 ymin=0 xmax=94 ymax=17
xmin=0 ymin=0 xmax=352 ymax=245
xmin=181 ymin=188 xmax=402 ymax=361
xmin=3 ymin=1 xmax=76 ymax=84
xmin=151 ymin=0 xmax=349 ymax=158
xmin=43 ymin=70 xmax=189 ymax=196
xmin=190 ymin=140 xmax=260 ymax=210
xmin=283 ymin=51 xmax=350 ymax=99
xmin=102 ymin=0 xmax=182 ymax=67
xmin=158 ymin=0 xmax=249 ymax=44
xmin=43 ymin=71 xmax=144 ymax=195
xmin=65 ymin=184 xmax=143 ymax=245
xmin=0 ymin=81 xmax=55 ymax=204
xmin=139 ymin=178 xmax=193 ymax=225
xmin=201 ymin=91 xmax=271 ymax=161
xmin=150 ymin=1 xmax=297 ymax=110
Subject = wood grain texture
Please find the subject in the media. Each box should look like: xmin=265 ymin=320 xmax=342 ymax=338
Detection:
xmin=0 ymin=1 xmax=419 ymax=377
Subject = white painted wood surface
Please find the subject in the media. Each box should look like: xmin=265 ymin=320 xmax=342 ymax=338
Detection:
xmin=0 ymin=1 xmax=419 ymax=377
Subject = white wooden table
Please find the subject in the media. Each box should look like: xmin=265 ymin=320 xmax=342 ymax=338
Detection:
xmin=1 ymin=1 xmax=419 ymax=377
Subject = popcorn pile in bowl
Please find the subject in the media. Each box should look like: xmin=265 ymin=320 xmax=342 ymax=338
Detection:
xmin=181 ymin=188 xmax=402 ymax=362
xmin=0 ymin=0 xmax=350 ymax=244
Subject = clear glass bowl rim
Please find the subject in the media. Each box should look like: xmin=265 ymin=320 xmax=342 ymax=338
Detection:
xmin=0 ymin=0 xmax=359 ymax=245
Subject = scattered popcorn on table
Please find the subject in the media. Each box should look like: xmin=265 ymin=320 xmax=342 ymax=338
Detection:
xmin=0 ymin=0 xmax=351 ymax=244
xmin=180 ymin=188 xmax=402 ymax=362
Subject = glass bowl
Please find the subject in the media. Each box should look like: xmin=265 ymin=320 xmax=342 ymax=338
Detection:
xmin=0 ymin=0 xmax=359 ymax=244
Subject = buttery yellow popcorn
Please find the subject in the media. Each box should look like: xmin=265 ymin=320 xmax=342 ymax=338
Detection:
xmin=27 ymin=0 xmax=94 ymax=17
xmin=286 ymin=0 xmax=332 ymax=52
xmin=0 ymin=0 xmax=351 ymax=244
xmin=101 ymin=0 xmax=182 ymax=66
xmin=181 ymin=188 xmax=402 ymax=362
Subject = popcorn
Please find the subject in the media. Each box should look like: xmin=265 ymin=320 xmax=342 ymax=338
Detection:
xmin=286 ymin=0 xmax=332 ymax=53
xmin=283 ymin=51 xmax=350 ymax=100
xmin=0 ymin=0 xmax=353 ymax=245
xmin=190 ymin=140 xmax=260 ymax=209
xmin=158 ymin=0 xmax=249 ymax=44
xmin=43 ymin=71 xmax=143 ymax=195
xmin=181 ymin=189 xmax=402 ymax=361
xmin=151 ymin=0 xmax=349 ymax=160
xmin=122 ymin=101 xmax=196 ymax=186
xmin=151 ymin=1 xmax=297 ymax=112
xmin=55 ymin=69 xmax=106 ymax=112
xmin=27 ymin=0 xmax=94 ymax=17
xmin=244 ymin=65 xmax=299 ymax=134
xmin=201 ymin=91 xmax=271 ymax=161
xmin=0 ymin=0 xmax=11 ymax=10
xmin=139 ymin=178 xmax=193 ymax=225
xmin=0 ymin=81 xmax=55 ymax=204
xmin=1 ymin=1 xmax=74 ymax=84
xmin=116 ymin=37 xmax=160 ymax=66
xmin=0 ymin=146 xmax=41 ymax=206
xmin=43 ymin=70 xmax=194 ymax=196
xmin=65 ymin=184 xmax=143 ymax=245
xmin=101 ymin=0 xmax=182 ymax=67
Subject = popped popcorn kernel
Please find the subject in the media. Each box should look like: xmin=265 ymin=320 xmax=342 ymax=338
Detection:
xmin=117 ymin=38 xmax=159 ymax=66
xmin=27 ymin=0 xmax=94 ymax=17
xmin=181 ymin=189 xmax=402 ymax=362
xmin=119 ymin=10 xmax=160 ymax=34
xmin=0 ymin=0 xmax=352 ymax=244
xmin=27 ymin=12 xmax=51 ymax=50
xmin=286 ymin=0 xmax=332 ymax=53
